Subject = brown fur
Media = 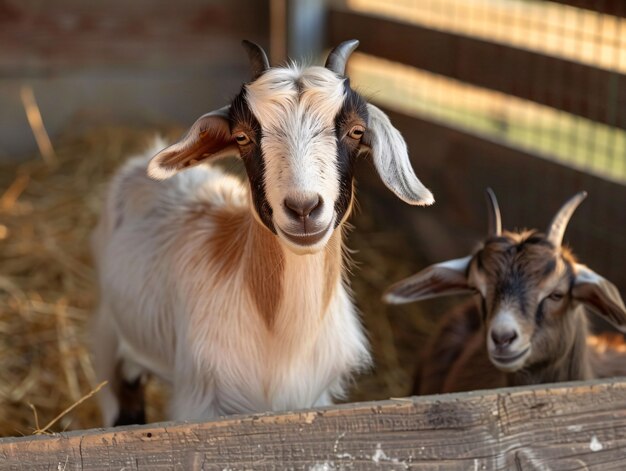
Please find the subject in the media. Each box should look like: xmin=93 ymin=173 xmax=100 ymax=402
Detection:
xmin=245 ymin=218 xmax=285 ymax=329
xmin=196 ymin=205 xmax=346 ymax=330
xmin=413 ymin=301 xmax=505 ymax=395
xmin=208 ymin=208 xmax=248 ymax=278
xmin=207 ymin=208 xmax=285 ymax=329
xmin=476 ymin=230 xmax=576 ymax=297
xmin=412 ymin=232 xmax=626 ymax=395
xmin=412 ymin=300 xmax=479 ymax=395
xmin=413 ymin=303 xmax=626 ymax=395
xmin=442 ymin=329 xmax=504 ymax=393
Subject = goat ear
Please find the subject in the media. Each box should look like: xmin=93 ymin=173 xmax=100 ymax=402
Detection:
xmin=361 ymin=103 xmax=434 ymax=206
xmin=572 ymin=264 xmax=626 ymax=332
xmin=147 ymin=106 xmax=239 ymax=180
xmin=383 ymin=256 xmax=474 ymax=304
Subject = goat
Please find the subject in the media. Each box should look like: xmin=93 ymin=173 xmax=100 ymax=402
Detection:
xmin=91 ymin=40 xmax=434 ymax=426
xmin=384 ymin=190 xmax=626 ymax=395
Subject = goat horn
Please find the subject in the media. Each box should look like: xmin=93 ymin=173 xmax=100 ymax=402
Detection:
xmin=485 ymin=188 xmax=502 ymax=237
xmin=325 ymin=39 xmax=360 ymax=76
xmin=546 ymin=191 xmax=587 ymax=247
xmin=242 ymin=40 xmax=270 ymax=80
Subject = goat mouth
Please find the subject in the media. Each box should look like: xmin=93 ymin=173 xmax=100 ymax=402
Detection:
xmin=278 ymin=222 xmax=332 ymax=247
xmin=490 ymin=346 xmax=531 ymax=366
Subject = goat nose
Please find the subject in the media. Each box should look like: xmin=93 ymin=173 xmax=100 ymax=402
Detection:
xmin=284 ymin=194 xmax=322 ymax=220
xmin=491 ymin=328 xmax=518 ymax=348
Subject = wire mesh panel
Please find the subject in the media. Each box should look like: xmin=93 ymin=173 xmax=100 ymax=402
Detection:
xmin=344 ymin=0 xmax=626 ymax=183
xmin=330 ymin=0 xmax=626 ymax=294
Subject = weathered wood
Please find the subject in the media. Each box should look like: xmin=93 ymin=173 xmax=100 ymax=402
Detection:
xmin=328 ymin=9 xmax=626 ymax=131
xmin=1 ymin=379 xmax=626 ymax=469
xmin=0 ymin=0 xmax=269 ymax=75
xmin=550 ymin=0 xmax=626 ymax=17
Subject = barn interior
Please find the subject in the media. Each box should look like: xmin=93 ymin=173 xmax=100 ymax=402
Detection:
xmin=1 ymin=0 xmax=625 ymax=436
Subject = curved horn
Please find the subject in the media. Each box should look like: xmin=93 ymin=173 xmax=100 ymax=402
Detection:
xmin=325 ymin=39 xmax=359 ymax=76
xmin=547 ymin=191 xmax=587 ymax=247
xmin=242 ymin=40 xmax=270 ymax=80
xmin=485 ymin=188 xmax=502 ymax=237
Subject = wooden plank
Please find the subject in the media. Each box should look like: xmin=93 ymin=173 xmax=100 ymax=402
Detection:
xmin=0 ymin=0 xmax=270 ymax=158
xmin=1 ymin=379 xmax=626 ymax=469
xmin=352 ymin=108 xmax=626 ymax=299
xmin=328 ymin=9 xmax=626 ymax=131
xmin=0 ymin=0 xmax=269 ymax=76
xmin=550 ymin=0 xmax=626 ymax=17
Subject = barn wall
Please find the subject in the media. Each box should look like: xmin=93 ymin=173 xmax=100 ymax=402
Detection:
xmin=0 ymin=0 xmax=269 ymax=160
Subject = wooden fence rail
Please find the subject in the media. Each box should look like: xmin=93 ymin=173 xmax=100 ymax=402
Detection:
xmin=1 ymin=379 xmax=626 ymax=470
xmin=329 ymin=9 xmax=626 ymax=131
xmin=551 ymin=0 xmax=626 ymax=17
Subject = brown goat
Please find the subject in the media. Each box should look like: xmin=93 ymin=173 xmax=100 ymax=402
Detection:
xmin=385 ymin=190 xmax=626 ymax=395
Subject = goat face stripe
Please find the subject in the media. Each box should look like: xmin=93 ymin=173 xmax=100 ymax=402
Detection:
xmin=334 ymin=81 xmax=368 ymax=226
xmin=230 ymin=90 xmax=275 ymax=233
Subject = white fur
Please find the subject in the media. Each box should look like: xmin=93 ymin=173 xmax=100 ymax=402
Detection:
xmin=364 ymin=104 xmax=434 ymax=206
xmin=488 ymin=310 xmax=522 ymax=346
xmin=92 ymin=143 xmax=370 ymax=425
xmin=246 ymin=66 xmax=345 ymax=249
xmin=575 ymin=263 xmax=606 ymax=285
xmin=487 ymin=308 xmax=531 ymax=371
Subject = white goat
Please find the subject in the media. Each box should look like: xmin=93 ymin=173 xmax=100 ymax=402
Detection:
xmin=91 ymin=40 xmax=434 ymax=426
xmin=385 ymin=190 xmax=626 ymax=394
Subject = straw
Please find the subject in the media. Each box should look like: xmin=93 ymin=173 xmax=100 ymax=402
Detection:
xmin=0 ymin=126 xmax=180 ymax=436
xmin=20 ymin=86 xmax=57 ymax=168
xmin=33 ymin=381 xmax=107 ymax=435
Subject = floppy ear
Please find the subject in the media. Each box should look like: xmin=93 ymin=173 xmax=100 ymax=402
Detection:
xmin=572 ymin=264 xmax=626 ymax=332
xmin=383 ymin=256 xmax=474 ymax=304
xmin=147 ymin=106 xmax=239 ymax=180
xmin=361 ymin=103 xmax=434 ymax=206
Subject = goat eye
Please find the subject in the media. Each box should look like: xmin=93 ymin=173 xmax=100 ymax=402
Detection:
xmin=348 ymin=125 xmax=365 ymax=140
xmin=548 ymin=292 xmax=564 ymax=301
xmin=234 ymin=132 xmax=251 ymax=145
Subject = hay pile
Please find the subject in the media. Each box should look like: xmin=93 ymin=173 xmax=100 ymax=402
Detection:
xmin=0 ymin=127 xmax=432 ymax=437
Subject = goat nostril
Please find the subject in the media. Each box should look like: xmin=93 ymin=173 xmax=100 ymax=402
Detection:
xmin=284 ymin=194 xmax=322 ymax=219
xmin=310 ymin=196 xmax=323 ymax=218
xmin=491 ymin=329 xmax=518 ymax=347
